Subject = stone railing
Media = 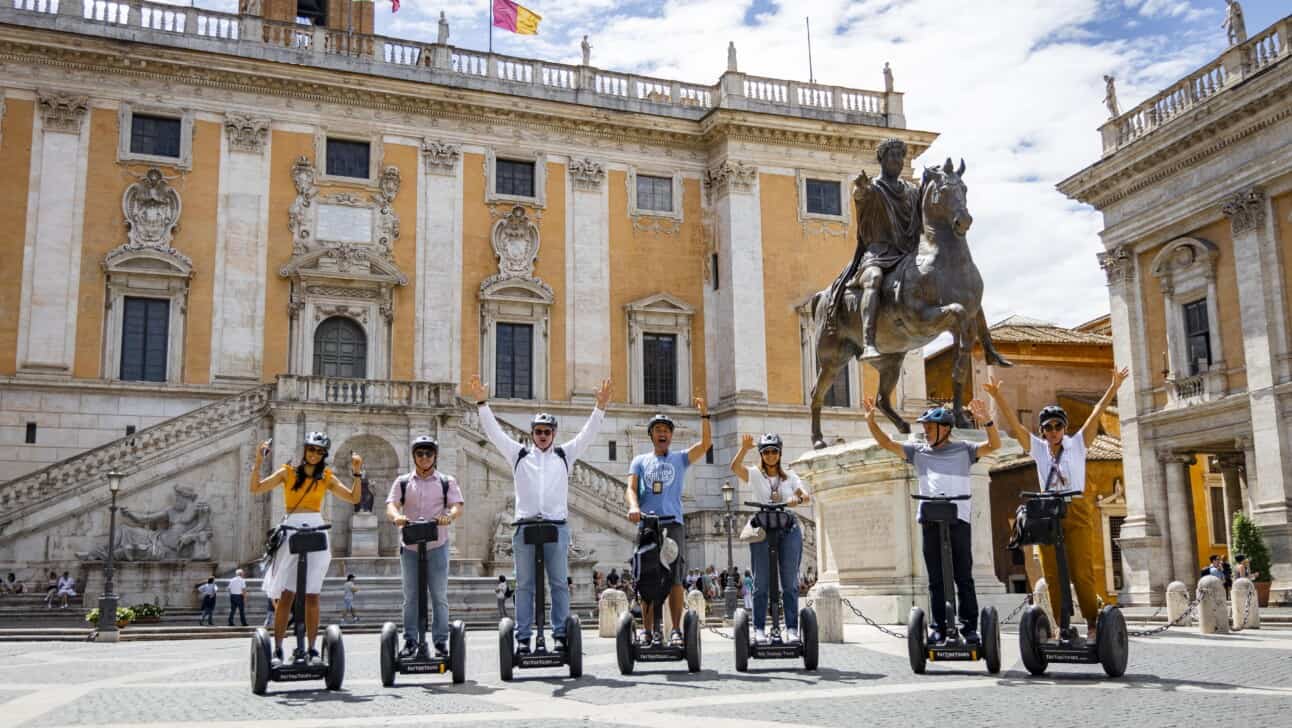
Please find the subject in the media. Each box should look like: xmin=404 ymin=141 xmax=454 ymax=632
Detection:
xmin=1101 ymin=15 xmax=1290 ymax=155
xmin=0 ymin=384 xmax=273 ymax=526
xmin=0 ymin=2 xmax=898 ymax=126
xmin=272 ymin=375 xmax=457 ymax=409
xmin=1166 ymin=374 xmax=1206 ymax=407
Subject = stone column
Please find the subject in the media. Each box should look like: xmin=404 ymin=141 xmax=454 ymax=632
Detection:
xmin=16 ymin=92 xmax=90 ymax=375
xmin=565 ymin=158 xmax=610 ymax=399
xmin=705 ymin=160 xmax=767 ymax=403
xmin=210 ymin=114 xmax=272 ymax=383
xmin=1224 ymin=187 xmax=1292 ymax=603
xmin=1099 ymin=245 xmax=1169 ymax=604
xmin=1160 ymin=453 xmax=1198 ymax=588
xmin=1217 ymin=452 xmax=1245 ymax=545
xmin=417 ymin=140 xmax=463 ymax=383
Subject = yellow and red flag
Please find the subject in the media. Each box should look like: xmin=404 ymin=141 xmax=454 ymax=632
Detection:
xmin=492 ymin=0 xmax=541 ymax=35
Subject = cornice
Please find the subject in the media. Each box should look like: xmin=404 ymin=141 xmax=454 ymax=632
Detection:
xmin=0 ymin=31 xmax=909 ymax=156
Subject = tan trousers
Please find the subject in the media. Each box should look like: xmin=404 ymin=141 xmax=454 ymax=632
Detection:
xmin=1037 ymin=495 xmax=1106 ymax=629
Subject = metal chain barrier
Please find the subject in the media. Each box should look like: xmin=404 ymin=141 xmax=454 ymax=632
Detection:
xmin=707 ymin=624 xmax=734 ymax=640
xmin=1127 ymin=586 xmax=1208 ymax=637
xmin=841 ymin=597 xmax=906 ymax=639
xmin=999 ymin=595 xmax=1033 ymax=625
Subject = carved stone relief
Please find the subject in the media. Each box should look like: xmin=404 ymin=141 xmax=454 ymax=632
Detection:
xmin=422 ymin=139 xmax=461 ymax=175
xmin=703 ymin=160 xmax=757 ymax=198
xmin=1222 ymin=186 xmax=1266 ymax=235
xmin=569 ymin=158 xmax=606 ymax=191
xmin=121 ymin=168 xmax=183 ymax=252
xmin=38 ymin=91 xmax=88 ymax=134
xmin=223 ymin=113 xmax=270 ymax=154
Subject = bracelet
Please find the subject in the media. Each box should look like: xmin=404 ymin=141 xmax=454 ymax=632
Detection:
xmin=983 ymin=420 xmax=995 ymax=428
xmin=352 ymin=471 xmax=364 ymax=478
xmin=701 ymin=414 xmax=712 ymax=419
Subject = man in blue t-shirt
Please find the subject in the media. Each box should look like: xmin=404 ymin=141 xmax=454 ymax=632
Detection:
xmin=625 ymin=397 xmax=711 ymax=647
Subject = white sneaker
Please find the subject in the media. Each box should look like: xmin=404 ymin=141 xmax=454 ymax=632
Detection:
xmin=754 ymin=628 xmax=768 ymax=644
xmin=785 ymin=628 xmax=799 ymax=643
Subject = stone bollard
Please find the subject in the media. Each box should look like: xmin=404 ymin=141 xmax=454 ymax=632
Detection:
xmin=1166 ymin=581 xmax=1193 ymax=627
xmin=598 ymin=588 xmax=628 ymax=638
xmin=663 ymin=589 xmax=707 ymax=634
xmin=808 ymin=583 xmax=844 ymax=643
xmin=1033 ymin=578 xmax=1059 ymax=638
xmin=1197 ymin=575 xmax=1229 ymax=634
xmin=1230 ymin=577 xmax=1260 ymax=630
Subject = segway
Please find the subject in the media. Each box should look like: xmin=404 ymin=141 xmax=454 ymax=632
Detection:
xmin=733 ymin=502 xmax=818 ymax=672
xmin=498 ymin=518 xmax=582 ymax=680
xmin=905 ymin=494 xmax=1000 ymax=674
xmin=380 ymin=520 xmax=466 ymax=686
xmin=615 ymin=513 xmax=701 ymax=674
xmin=1016 ymin=489 xmax=1128 ymax=678
xmin=250 ymin=523 xmax=344 ymax=695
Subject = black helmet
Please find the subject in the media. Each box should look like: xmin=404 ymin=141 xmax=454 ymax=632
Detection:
xmin=411 ymin=435 xmax=438 ymax=455
xmin=304 ymin=431 xmax=331 ymax=452
xmin=1038 ymin=405 xmax=1068 ymax=429
xmin=757 ymin=433 xmax=783 ymax=453
xmin=916 ymin=407 xmax=955 ymax=427
xmin=647 ymin=413 xmax=675 ymax=433
xmin=531 ymin=412 xmax=558 ymax=430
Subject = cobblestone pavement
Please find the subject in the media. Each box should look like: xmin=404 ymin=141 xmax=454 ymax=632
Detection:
xmin=2 ymin=624 xmax=1290 ymax=727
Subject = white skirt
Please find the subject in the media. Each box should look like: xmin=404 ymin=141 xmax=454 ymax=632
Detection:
xmin=262 ymin=513 xmax=331 ymax=599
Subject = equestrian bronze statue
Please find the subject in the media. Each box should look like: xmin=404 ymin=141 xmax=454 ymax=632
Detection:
xmin=808 ymin=141 xmax=1010 ymax=448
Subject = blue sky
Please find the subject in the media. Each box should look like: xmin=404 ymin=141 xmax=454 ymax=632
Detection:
xmin=192 ymin=0 xmax=1287 ymax=331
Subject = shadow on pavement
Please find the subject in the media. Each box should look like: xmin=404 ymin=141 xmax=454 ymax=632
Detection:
xmin=270 ymin=689 xmax=381 ymax=706
xmin=994 ymin=670 xmax=1265 ymax=692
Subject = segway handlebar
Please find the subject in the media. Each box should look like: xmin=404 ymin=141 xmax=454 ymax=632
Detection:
xmin=278 ymin=523 xmax=332 ymax=532
xmin=511 ymin=517 xmax=567 ymax=527
xmin=744 ymin=501 xmax=790 ymax=510
xmin=1020 ymin=489 xmax=1082 ymax=499
xmin=910 ymin=494 xmax=971 ymax=501
xmin=637 ymin=511 xmax=679 ymax=525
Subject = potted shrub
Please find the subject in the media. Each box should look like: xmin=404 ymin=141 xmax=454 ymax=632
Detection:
xmin=1232 ymin=512 xmax=1273 ymax=606
xmin=129 ymin=603 xmax=165 ymax=624
xmin=85 ymin=606 xmax=136 ymax=628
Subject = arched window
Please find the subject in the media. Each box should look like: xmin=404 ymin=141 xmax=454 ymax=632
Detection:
xmin=313 ymin=316 xmax=367 ymax=378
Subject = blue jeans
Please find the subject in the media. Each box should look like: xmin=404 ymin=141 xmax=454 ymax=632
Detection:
xmin=400 ymin=543 xmax=451 ymax=646
xmin=749 ymin=522 xmax=803 ymax=630
xmin=512 ymin=522 xmax=570 ymax=641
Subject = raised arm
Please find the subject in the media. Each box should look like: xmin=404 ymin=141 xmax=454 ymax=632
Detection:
xmin=729 ymin=433 xmax=753 ymax=483
xmin=686 ymin=396 xmax=712 ymax=464
xmin=982 ymin=376 xmax=1029 ymax=451
xmin=1080 ymin=367 xmax=1129 ymax=448
xmin=324 ymin=451 xmax=364 ymax=505
xmin=863 ymin=397 xmax=906 ymax=457
xmin=249 ymin=439 xmax=286 ymax=494
xmin=465 ymin=375 xmax=523 ymax=462
xmin=562 ymin=378 xmax=611 ymax=461
xmin=968 ymin=399 xmax=1001 ymax=457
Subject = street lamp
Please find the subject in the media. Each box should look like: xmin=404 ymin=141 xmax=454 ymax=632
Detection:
xmin=721 ymin=479 xmax=738 ymax=619
xmin=97 ymin=470 xmax=123 ymax=641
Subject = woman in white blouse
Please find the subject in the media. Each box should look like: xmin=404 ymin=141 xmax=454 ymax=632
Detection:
xmin=730 ymin=433 xmax=811 ymax=643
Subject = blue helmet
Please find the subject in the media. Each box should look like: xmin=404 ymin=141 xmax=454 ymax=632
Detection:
xmin=916 ymin=407 xmax=955 ymax=427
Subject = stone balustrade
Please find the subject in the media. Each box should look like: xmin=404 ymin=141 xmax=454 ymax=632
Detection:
xmin=0 ymin=1 xmax=899 ymax=126
xmin=1100 ymin=15 xmax=1289 ymax=155
xmin=272 ymin=375 xmax=457 ymax=408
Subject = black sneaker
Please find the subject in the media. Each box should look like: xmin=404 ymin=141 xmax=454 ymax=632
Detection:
xmin=962 ymin=629 xmax=981 ymax=645
xmin=637 ymin=629 xmax=653 ymax=646
xmin=653 ymin=631 xmax=664 ymax=647
xmin=929 ymin=629 xmax=944 ymax=644
xmin=307 ymin=648 xmax=321 ymax=664
xmin=271 ymin=647 xmax=284 ymax=667
xmin=553 ymin=635 xmax=567 ymax=652
xmin=398 ymin=641 xmax=419 ymax=660
xmin=291 ymin=648 xmax=307 ymax=664
xmin=516 ymin=642 xmax=531 ymax=656
xmin=434 ymin=642 xmax=448 ymax=657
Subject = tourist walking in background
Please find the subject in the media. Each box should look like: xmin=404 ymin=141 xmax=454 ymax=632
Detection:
xmin=227 ymin=568 xmax=247 ymax=626
xmin=197 ymin=578 xmax=217 ymax=625
xmin=742 ymin=569 xmax=754 ymax=611
xmin=496 ymin=575 xmax=510 ymax=618
xmin=342 ymin=574 xmax=360 ymax=624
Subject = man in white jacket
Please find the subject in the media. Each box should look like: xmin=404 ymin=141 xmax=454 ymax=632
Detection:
xmin=465 ymin=374 xmax=611 ymax=654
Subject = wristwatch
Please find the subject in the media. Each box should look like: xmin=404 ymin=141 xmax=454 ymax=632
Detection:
xmin=983 ymin=420 xmax=995 ymax=428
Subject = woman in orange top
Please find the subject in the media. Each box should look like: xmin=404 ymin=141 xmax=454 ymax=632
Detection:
xmin=252 ymin=431 xmax=362 ymax=665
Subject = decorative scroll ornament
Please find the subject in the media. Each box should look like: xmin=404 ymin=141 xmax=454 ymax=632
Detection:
xmin=38 ymin=91 xmax=88 ymax=134
xmin=491 ymin=206 xmax=540 ymax=280
xmin=288 ymin=156 xmax=318 ymax=255
xmin=1097 ymin=244 xmax=1135 ymax=286
xmin=223 ymin=113 xmax=270 ymax=154
xmin=703 ymin=160 xmax=757 ymax=197
xmin=1222 ymin=187 xmax=1266 ymax=236
xmin=422 ymin=139 xmax=461 ymax=175
xmin=123 ymin=168 xmax=183 ymax=251
xmin=569 ymin=158 xmax=605 ymax=191
xmin=375 ymin=166 xmax=401 ymax=255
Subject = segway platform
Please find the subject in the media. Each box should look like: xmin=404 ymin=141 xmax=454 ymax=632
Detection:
xmin=732 ymin=503 xmax=819 ymax=672
xmin=616 ymin=513 xmax=701 ymax=674
xmin=498 ymin=519 xmax=583 ymax=681
xmin=380 ymin=521 xmax=467 ymax=686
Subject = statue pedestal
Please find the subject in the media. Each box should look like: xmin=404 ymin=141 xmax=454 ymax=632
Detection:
xmin=81 ymin=561 xmax=217 ymax=608
xmin=349 ymin=512 xmax=379 ymax=557
xmin=791 ymin=429 xmax=1020 ymax=624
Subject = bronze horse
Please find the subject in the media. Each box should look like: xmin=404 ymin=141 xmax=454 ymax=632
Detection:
xmin=808 ymin=158 xmax=1011 ymax=448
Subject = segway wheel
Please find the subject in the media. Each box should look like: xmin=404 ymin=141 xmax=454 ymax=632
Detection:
xmin=1096 ymin=605 xmax=1128 ymax=678
xmin=498 ymin=617 xmax=516 ymax=682
xmin=683 ymin=609 xmax=701 ymax=673
xmin=1018 ymin=606 xmax=1050 ymax=676
xmin=799 ymin=607 xmax=819 ymax=671
xmin=379 ymin=622 xmax=398 ymax=687
xmin=906 ymin=607 xmax=927 ymax=675
xmin=323 ymin=624 xmax=345 ymax=691
xmin=980 ymin=606 xmax=1001 ymax=675
xmin=250 ymin=628 xmax=271 ymax=695
xmin=733 ymin=608 xmax=750 ymax=673
xmin=564 ymin=615 xmax=583 ymax=678
xmin=615 ymin=610 xmax=635 ymax=675
xmin=450 ymin=620 xmax=467 ymax=685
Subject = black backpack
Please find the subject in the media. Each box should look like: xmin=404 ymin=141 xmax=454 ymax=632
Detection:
xmin=396 ymin=473 xmax=451 ymax=508
xmin=632 ymin=517 xmax=674 ymax=608
xmin=514 ymin=446 xmax=568 ymax=472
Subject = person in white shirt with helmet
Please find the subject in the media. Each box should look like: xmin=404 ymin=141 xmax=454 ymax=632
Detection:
xmin=465 ymin=374 xmax=612 ymax=654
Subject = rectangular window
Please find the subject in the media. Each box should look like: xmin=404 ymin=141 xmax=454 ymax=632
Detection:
xmin=120 ymin=297 xmax=169 ymax=382
xmin=1183 ymin=299 xmax=1211 ymax=376
xmin=25 ymin=422 xmax=37 ymax=444
xmin=636 ymin=175 xmax=673 ymax=213
xmin=295 ymin=0 xmax=327 ymax=25
xmin=824 ymin=366 xmax=850 ymax=407
xmin=805 ymin=179 xmax=842 ymax=216
xmin=608 ymin=440 xmax=617 ymax=461
xmin=495 ymin=323 xmax=533 ymax=399
xmin=326 ymin=138 xmax=370 ymax=179
xmin=712 ymin=253 xmax=719 ymax=290
xmin=705 ymin=445 xmax=714 ymax=465
xmin=1209 ymin=485 xmax=1227 ymax=544
xmin=129 ymin=114 xmax=182 ymax=159
xmin=496 ymin=159 xmax=536 ymax=198
xmin=1109 ymin=515 xmax=1126 ymax=591
xmin=125 ymin=425 xmax=137 ymax=436
xmin=643 ymin=333 xmax=677 ymax=406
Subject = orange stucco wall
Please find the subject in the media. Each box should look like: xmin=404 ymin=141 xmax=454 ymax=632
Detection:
xmin=261 ymin=131 xmax=314 ymax=382
xmin=0 ymin=97 xmax=33 ymax=375
xmin=1276 ymin=191 xmax=1292 ymax=347
xmin=607 ymin=173 xmax=707 ymax=406
xmin=386 ymin=142 xmax=418 ymax=381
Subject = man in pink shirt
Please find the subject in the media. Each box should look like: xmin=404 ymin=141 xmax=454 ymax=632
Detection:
xmin=385 ymin=435 xmax=465 ymax=659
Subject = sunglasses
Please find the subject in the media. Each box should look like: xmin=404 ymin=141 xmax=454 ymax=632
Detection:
xmin=413 ymin=450 xmax=436 ymax=459
xmin=1041 ymin=422 xmax=1065 ymax=433
xmin=761 ymin=448 xmax=781 ymax=455
xmin=305 ymin=446 xmax=326 ymax=455
xmin=533 ymin=428 xmax=554 ymax=437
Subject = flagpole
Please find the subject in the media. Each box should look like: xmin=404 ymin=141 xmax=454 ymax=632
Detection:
xmin=489 ymin=0 xmax=494 ymax=53
xmin=806 ymin=16 xmax=815 ymax=84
